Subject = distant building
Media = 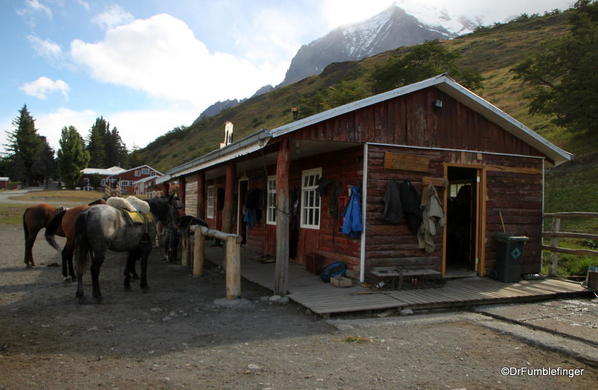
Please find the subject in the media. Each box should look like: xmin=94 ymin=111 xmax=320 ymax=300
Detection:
xmin=0 ymin=177 xmax=9 ymax=190
xmin=80 ymin=166 xmax=126 ymax=190
xmin=107 ymin=165 xmax=163 ymax=195
xmin=133 ymin=175 xmax=161 ymax=198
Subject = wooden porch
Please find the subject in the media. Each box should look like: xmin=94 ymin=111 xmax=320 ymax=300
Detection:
xmin=203 ymin=246 xmax=591 ymax=317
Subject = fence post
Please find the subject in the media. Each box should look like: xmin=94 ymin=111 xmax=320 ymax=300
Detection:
xmin=549 ymin=217 xmax=561 ymax=276
xmin=225 ymin=236 xmax=241 ymax=299
xmin=181 ymin=229 xmax=189 ymax=266
xmin=192 ymin=228 xmax=205 ymax=277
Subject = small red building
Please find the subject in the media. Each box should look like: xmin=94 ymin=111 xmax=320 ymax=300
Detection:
xmin=163 ymin=75 xmax=571 ymax=287
xmin=107 ymin=165 xmax=163 ymax=195
xmin=0 ymin=177 xmax=9 ymax=190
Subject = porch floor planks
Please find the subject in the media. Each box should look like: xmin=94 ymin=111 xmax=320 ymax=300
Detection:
xmin=203 ymin=247 xmax=590 ymax=315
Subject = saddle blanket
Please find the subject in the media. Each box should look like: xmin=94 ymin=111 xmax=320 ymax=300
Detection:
xmin=126 ymin=211 xmax=154 ymax=224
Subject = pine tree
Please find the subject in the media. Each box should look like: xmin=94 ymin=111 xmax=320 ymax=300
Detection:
xmin=32 ymin=137 xmax=56 ymax=189
xmin=5 ymin=105 xmax=43 ymax=185
xmin=57 ymin=126 xmax=90 ymax=188
xmin=105 ymin=127 xmax=128 ymax=167
xmin=87 ymin=117 xmax=110 ymax=168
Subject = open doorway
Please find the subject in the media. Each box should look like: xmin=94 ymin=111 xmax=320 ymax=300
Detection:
xmin=446 ymin=167 xmax=478 ymax=277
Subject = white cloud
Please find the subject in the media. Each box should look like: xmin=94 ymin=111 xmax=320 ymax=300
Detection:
xmin=92 ymin=4 xmax=134 ymax=30
xmin=18 ymin=0 xmax=53 ymax=19
xmin=70 ymin=14 xmax=284 ymax=108
xmin=33 ymin=108 xmax=98 ymax=152
xmin=20 ymin=77 xmax=70 ymax=99
xmin=321 ymin=0 xmax=394 ymax=29
xmin=27 ymin=35 xmax=64 ymax=65
xmin=76 ymin=0 xmax=90 ymax=11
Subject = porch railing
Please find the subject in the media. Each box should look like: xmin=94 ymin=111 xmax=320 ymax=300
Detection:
xmin=542 ymin=212 xmax=598 ymax=276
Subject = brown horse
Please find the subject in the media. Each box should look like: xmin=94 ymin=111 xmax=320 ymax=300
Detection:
xmin=45 ymin=198 xmax=106 ymax=280
xmin=22 ymin=204 xmax=65 ymax=268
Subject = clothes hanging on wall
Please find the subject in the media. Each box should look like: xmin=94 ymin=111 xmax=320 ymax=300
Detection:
xmin=316 ymin=177 xmax=342 ymax=218
xmin=383 ymin=181 xmax=403 ymax=224
xmin=342 ymin=185 xmax=363 ymax=239
xmin=399 ymin=180 xmax=422 ymax=235
xmin=417 ymin=184 xmax=445 ymax=253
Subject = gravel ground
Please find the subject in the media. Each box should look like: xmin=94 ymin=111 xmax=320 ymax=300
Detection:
xmin=1 ymin=223 xmax=596 ymax=389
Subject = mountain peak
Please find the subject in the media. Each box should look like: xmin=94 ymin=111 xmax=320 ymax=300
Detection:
xmin=279 ymin=4 xmax=475 ymax=86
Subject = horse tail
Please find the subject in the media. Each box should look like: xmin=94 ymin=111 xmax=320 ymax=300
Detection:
xmin=22 ymin=208 xmax=30 ymax=242
xmin=45 ymin=209 xmax=66 ymax=251
xmin=74 ymin=210 xmax=91 ymax=274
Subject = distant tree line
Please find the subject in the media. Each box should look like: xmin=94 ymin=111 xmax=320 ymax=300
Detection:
xmin=1 ymin=105 xmax=131 ymax=189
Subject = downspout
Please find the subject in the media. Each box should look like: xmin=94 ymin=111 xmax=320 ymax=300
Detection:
xmin=360 ymin=143 xmax=369 ymax=283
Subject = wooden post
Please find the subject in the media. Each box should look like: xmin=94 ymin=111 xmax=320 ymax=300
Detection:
xmin=196 ymin=172 xmax=205 ymax=220
xmin=193 ymin=229 xmax=205 ymax=276
xmin=225 ymin=236 xmax=241 ymax=299
xmin=181 ymin=229 xmax=189 ymax=266
xmin=549 ymin=217 xmax=561 ymax=276
xmin=179 ymin=176 xmax=186 ymax=214
xmin=274 ymin=138 xmax=290 ymax=296
xmin=222 ymin=164 xmax=235 ymax=233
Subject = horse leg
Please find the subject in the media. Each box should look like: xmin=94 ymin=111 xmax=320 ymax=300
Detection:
xmin=62 ymin=243 xmax=76 ymax=282
xmin=90 ymin=250 xmax=104 ymax=303
xmin=140 ymin=240 xmax=152 ymax=292
xmin=24 ymin=228 xmax=40 ymax=268
xmin=124 ymin=250 xmax=139 ymax=291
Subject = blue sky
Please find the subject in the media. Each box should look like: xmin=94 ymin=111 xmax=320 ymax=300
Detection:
xmin=0 ymin=0 xmax=575 ymax=154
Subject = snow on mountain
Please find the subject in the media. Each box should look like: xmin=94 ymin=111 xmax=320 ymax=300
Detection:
xmin=279 ymin=4 xmax=479 ymax=86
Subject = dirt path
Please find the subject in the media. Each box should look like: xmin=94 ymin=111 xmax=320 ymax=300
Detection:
xmin=1 ymin=224 xmax=596 ymax=389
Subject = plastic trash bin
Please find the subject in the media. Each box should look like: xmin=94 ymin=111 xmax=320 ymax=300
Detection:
xmin=493 ymin=233 xmax=528 ymax=283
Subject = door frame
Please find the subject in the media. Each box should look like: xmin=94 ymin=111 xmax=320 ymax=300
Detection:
xmin=442 ymin=163 xmax=487 ymax=277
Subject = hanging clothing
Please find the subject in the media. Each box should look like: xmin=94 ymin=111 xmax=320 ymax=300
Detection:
xmin=417 ymin=184 xmax=445 ymax=252
xmin=399 ymin=180 xmax=422 ymax=235
xmin=383 ymin=181 xmax=403 ymax=224
xmin=316 ymin=177 xmax=342 ymax=218
xmin=342 ymin=185 xmax=363 ymax=239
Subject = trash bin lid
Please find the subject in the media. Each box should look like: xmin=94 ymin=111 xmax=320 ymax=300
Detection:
xmin=492 ymin=233 xmax=529 ymax=242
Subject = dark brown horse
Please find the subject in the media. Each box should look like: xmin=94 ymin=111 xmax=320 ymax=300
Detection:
xmin=45 ymin=198 xmax=106 ymax=280
xmin=22 ymin=204 xmax=65 ymax=267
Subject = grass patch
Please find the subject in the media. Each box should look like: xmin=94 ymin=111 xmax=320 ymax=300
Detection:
xmin=341 ymin=336 xmax=372 ymax=343
xmin=9 ymin=190 xmax=105 ymax=203
xmin=0 ymin=204 xmax=29 ymax=225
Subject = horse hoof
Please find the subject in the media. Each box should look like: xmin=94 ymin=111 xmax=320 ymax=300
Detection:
xmin=124 ymin=284 xmax=131 ymax=291
xmin=141 ymin=285 xmax=149 ymax=293
xmin=93 ymin=296 xmax=103 ymax=304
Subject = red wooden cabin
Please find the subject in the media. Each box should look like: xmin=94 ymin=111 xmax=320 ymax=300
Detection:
xmin=165 ymin=75 xmax=571 ymax=285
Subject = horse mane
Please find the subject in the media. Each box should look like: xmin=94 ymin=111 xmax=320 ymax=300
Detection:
xmin=88 ymin=198 xmax=106 ymax=206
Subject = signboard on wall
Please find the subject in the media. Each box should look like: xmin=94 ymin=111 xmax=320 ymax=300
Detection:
xmin=383 ymin=152 xmax=430 ymax=172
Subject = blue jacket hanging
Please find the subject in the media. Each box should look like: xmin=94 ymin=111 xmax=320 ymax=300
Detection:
xmin=342 ymin=185 xmax=363 ymax=239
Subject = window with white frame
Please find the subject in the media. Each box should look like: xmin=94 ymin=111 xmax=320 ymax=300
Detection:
xmin=266 ymin=176 xmax=276 ymax=225
xmin=142 ymin=168 xmax=149 ymax=175
xmin=120 ymin=180 xmax=130 ymax=187
xmin=206 ymin=186 xmax=215 ymax=219
xmin=300 ymin=168 xmax=322 ymax=229
xmin=134 ymin=170 xmax=140 ymax=177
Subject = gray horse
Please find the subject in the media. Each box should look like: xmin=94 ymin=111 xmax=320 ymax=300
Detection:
xmin=74 ymin=204 xmax=157 ymax=303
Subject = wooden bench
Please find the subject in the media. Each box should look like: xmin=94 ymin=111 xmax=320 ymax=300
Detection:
xmin=369 ymin=266 xmax=441 ymax=289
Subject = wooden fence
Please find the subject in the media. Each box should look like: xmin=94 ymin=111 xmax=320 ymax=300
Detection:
xmin=178 ymin=225 xmax=242 ymax=299
xmin=542 ymin=212 xmax=598 ymax=276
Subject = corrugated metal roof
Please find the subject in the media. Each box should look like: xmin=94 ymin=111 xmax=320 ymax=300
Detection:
xmin=166 ymin=74 xmax=572 ymax=177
